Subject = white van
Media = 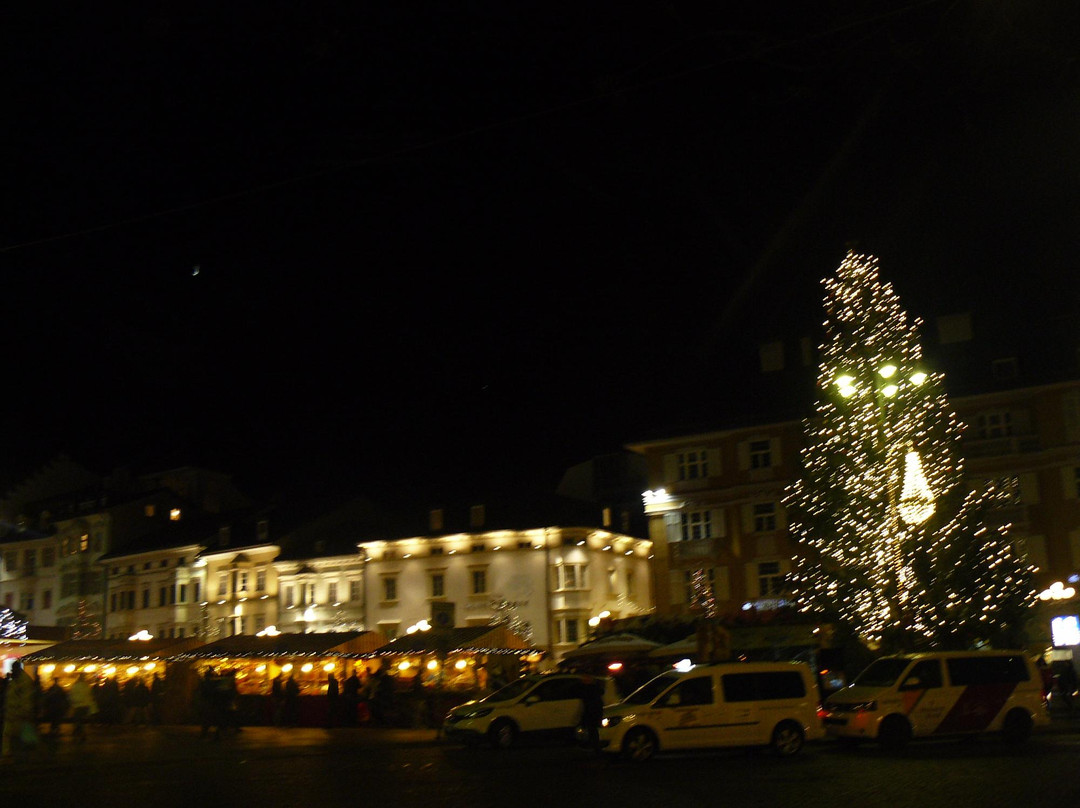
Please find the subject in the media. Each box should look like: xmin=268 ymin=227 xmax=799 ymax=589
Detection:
xmin=443 ymin=673 xmax=618 ymax=749
xmin=598 ymin=661 xmax=824 ymax=761
xmin=821 ymin=650 xmax=1048 ymax=749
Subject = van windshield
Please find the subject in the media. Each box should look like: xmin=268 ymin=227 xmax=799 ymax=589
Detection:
xmin=483 ymin=676 xmax=539 ymax=703
xmin=623 ymin=672 xmax=682 ymax=705
xmin=852 ymin=658 xmax=913 ymax=688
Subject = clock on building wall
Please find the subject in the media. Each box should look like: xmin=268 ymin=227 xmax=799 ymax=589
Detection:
xmin=431 ymin=600 xmax=456 ymax=629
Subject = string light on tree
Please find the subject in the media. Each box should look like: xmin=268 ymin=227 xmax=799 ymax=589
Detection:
xmin=786 ymin=251 xmax=1036 ymax=652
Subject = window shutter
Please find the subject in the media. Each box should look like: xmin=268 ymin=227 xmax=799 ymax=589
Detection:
xmin=744 ymin=563 xmax=760 ymax=599
xmin=664 ymin=512 xmax=681 ymax=543
xmin=710 ymin=509 xmax=725 ymax=538
xmin=714 ymin=566 xmax=731 ymax=601
xmin=1019 ymin=473 xmax=1041 ymax=505
xmin=1070 ymin=530 xmax=1080 ymax=569
xmin=1019 ymin=534 xmax=1048 ymax=572
xmin=706 ymin=448 xmax=722 ymax=478
xmin=663 ymin=454 xmax=679 ymax=484
xmin=737 ymin=442 xmax=750 ymax=471
xmin=1063 ymin=466 xmax=1080 ymax=500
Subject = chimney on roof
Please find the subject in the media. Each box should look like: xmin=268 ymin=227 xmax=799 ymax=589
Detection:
xmin=469 ymin=505 xmax=485 ymax=529
xmin=429 ymin=508 xmax=444 ymax=532
xmin=218 ymin=526 xmax=231 ymax=547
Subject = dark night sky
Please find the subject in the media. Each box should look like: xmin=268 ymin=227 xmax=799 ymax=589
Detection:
xmin=2 ymin=3 xmax=1079 ymax=506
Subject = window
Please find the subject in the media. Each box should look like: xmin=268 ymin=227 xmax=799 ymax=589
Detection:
xmin=349 ymin=580 xmax=361 ymax=601
xmin=946 ymin=654 xmax=1030 ymax=685
xmin=3 ymin=593 xmax=11 ymax=609
xmin=142 ymin=589 xmax=150 ymax=608
xmin=753 ymin=502 xmax=777 ymax=532
xmin=41 ymin=547 xmax=55 ymax=568
xmin=283 ymin=585 xmax=295 ymax=608
xmin=430 ymin=547 xmax=444 ymax=556
xmin=976 ymin=410 xmax=1012 ymax=439
xmin=757 ymin=561 xmax=785 ymax=596
xmin=159 ymin=587 xmax=167 ymax=607
xmin=237 ymin=571 xmax=249 ymax=593
xmin=471 ymin=568 xmax=487 ymax=595
xmin=430 ymin=573 xmax=445 ymax=598
xmin=145 ymin=504 xmax=156 ymax=517
xmin=79 ymin=534 xmax=89 ymax=552
xmin=3 ymin=552 xmax=15 ymax=572
xmin=194 ymin=581 xmax=202 ymax=602
xmin=722 ymin=671 xmax=805 ymax=702
xmin=677 ymin=449 xmax=708 ymax=481
xmin=178 ymin=584 xmax=187 ymax=603
xmin=20 ymin=592 xmax=34 ymax=611
xmin=42 ymin=590 xmax=51 ymax=609
xmin=901 ymin=660 xmax=942 ymax=690
xmin=328 ymin=582 xmax=338 ymax=603
xmin=749 ymin=439 xmax=772 ymax=469
xmin=256 ymin=569 xmax=266 ymax=592
xmin=558 ymin=563 xmax=586 ymax=590
xmin=217 ymin=573 xmax=228 ymax=597
xmin=680 ymin=511 xmax=713 ymax=541
xmin=22 ymin=549 xmax=35 ymax=574
xmin=657 ymin=676 xmax=714 ymax=707
xmin=170 ymin=508 xmax=182 ymax=521
xmin=382 ymin=576 xmax=398 ymax=602
xmin=471 ymin=543 xmax=485 ymax=553
xmin=557 ymin=618 xmax=581 ymax=645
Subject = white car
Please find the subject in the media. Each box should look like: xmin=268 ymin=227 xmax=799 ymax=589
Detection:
xmin=599 ymin=662 xmax=824 ymax=761
xmin=443 ymin=673 xmax=617 ymax=749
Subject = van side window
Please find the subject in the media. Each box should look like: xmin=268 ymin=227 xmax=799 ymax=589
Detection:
xmin=532 ymin=679 xmax=582 ymax=702
xmin=946 ymin=655 xmax=1030 ymax=686
xmin=723 ymin=671 xmax=806 ymax=702
xmin=900 ymin=660 xmax=942 ymax=690
xmin=657 ymin=676 xmax=714 ymax=707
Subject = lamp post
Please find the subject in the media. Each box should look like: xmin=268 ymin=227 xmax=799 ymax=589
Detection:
xmin=834 ymin=363 xmax=934 ymax=644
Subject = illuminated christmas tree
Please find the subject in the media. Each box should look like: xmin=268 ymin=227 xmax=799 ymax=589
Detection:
xmin=689 ymin=569 xmax=717 ymax=619
xmin=786 ymin=251 xmax=1036 ymax=651
xmin=71 ymin=598 xmax=102 ymax=640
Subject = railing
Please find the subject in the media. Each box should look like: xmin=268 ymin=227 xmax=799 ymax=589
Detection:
xmin=963 ymin=434 xmax=1042 ymax=458
xmin=671 ymin=538 xmax=721 ymax=562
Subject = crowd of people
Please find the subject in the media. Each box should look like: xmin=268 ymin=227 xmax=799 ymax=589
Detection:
xmin=0 ymin=662 xmax=170 ymax=762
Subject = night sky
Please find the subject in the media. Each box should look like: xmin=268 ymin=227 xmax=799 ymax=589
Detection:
xmin=3 ymin=3 xmax=1078 ymax=507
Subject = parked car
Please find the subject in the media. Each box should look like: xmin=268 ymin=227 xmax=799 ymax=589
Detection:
xmin=443 ymin=673 xmax=618 ymax=749
xmin=821 ymin=650 xmax=1048 ymax=749
xmin=599 ymin=661 xmax=823 ymax=762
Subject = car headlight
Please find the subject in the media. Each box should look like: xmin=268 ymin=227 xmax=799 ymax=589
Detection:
xmin=458 ymin=707 xmax=493 ymax=720
xmin=601 ymin=716 xmax=624 ymax=728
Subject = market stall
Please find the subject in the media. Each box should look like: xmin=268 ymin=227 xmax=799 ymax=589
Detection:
xmin=173 ymin=630 xmax=388 ymax=726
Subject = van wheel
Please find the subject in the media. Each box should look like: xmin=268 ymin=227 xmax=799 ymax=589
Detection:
xmin=621 ymin=727 xmax=658 ymax=762
xmin=488 ymin=719 xmax=518 ymax=750
xmin=878 ymin=715 xmax=911 ymax=752
xmin=771 ymin=721 xmax=805 ymax=756
xmin=1001 ymin=709 xmax=1033 ymax=744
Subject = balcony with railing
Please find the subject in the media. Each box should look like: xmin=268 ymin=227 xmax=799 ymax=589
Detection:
xmin=670 ymin=538 xmax=723 ymax=563
xmin=963 ymin=433 xmax=1042 ymax=458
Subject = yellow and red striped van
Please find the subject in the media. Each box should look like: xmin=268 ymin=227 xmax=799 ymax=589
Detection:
xmin=822 ymin=651 xmax=1048 ymax=749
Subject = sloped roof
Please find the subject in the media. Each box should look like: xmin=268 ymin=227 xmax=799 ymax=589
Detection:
xmin=175 ymin=630 xmax=385 ymax=659
xmin=19 ymin=636 xmax=203 ymax=663
xmin=373 ymin=624 xmax=535 ymax=656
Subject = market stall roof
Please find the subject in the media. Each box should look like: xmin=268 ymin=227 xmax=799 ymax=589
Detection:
xmin=648 ymin=634 xmax=698 ymax=658
xmin=561 ymin=632 xmax=662 ymax=660
xmin=19 ymin=636 xmax=204 ymax=663
xmin=175 ymin=630 xmax=385 ymax=660
xmin=373 ymin=625 xmax=534 ymax=656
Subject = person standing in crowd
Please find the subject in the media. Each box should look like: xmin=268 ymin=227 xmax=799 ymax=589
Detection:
xmin=579 ymin=674 xmax=605 ymax=756
xmin=325 ymin=672 xmax=340 ymax=727
xmin=1 ymin=661 xmax=37 ymax=761
xmin=42 ymin=679 xmax=70 ymax=738
xmin=270 ymin=673 xmax=285 ymax=726
xmin=283 ymin=675 xmax=301 ymax=727
xmin=68 ymin=673 xmax=96 ymax=742
xmin=342 ymin=670 xmax=361 ymax=726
